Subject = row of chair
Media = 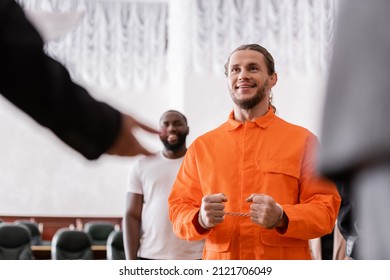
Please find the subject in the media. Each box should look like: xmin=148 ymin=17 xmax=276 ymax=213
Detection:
xmin=0 ymin=221 xmax=125 ymax=260
xmin=51 ymin=227 xmax=125 ymax=260
xmin=1 ymin=220 xmax=118 ymax=246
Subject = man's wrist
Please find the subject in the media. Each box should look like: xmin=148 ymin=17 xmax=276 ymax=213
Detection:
xmin=268 ymin=203 xmax=284 ymax=229
xmin=193 ymin=211 xmax=211 ymax=234
xmin=198 ymin=211 xmax=213 ymax=229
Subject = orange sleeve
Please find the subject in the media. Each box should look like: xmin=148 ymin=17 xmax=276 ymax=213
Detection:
xmin=282 ymin=134 xmax=341 ymax=239
xmin=168 ymin=144 xmax=210 ymax=241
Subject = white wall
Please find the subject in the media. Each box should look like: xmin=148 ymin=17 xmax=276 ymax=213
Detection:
xmin=0 ymin=69 xmax=327 ymax=217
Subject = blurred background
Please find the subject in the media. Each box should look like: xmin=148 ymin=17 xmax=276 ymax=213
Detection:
xmin=0 ymin=0 xmax=337 ymax=217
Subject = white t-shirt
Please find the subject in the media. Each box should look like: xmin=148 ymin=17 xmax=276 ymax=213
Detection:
xmin=127 ymin=151 xmax=204 ymax=259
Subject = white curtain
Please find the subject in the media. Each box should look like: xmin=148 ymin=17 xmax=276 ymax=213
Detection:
xmin=176 ymin=0 xmax=337 ymax=77
xmin=18 ymin=0 xmax=168 ymax=91
xmin=17 ymin=0 xmax=337 ymax=90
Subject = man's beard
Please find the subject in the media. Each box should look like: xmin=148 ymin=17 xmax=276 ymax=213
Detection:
xmin=230 ymin=82 xmax=268 ymax=110
xmin=161 ymin=133 xmax=187 ymax=152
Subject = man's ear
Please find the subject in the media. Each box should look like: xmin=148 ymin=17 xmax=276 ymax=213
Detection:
xmin=269 ymin=72 xmax=278 ymax=88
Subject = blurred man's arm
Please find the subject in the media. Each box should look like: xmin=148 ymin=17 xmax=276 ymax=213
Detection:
xmin=0 ymin=0 xmax=157 ymax=159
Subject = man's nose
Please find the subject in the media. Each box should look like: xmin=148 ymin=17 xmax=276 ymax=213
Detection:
xmin=238 ymin=69 xmax=250 ymax=80
xmin=167 ymin=124 xmax=176 ymax=132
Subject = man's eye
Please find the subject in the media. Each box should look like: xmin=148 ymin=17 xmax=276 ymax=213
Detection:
xmin=231 ymin=68 xmax=239 ymax=73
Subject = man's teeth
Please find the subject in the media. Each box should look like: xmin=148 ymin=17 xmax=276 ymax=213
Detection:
xmin=168 ymin=135 xmax=178 ymax=141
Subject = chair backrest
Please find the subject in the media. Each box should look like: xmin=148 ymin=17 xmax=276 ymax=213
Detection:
xmin=0 ymin=223 xmax=34 ymax=260
xmin=106 ymin=230 xmax=125 ymax=260
xmin=83 ymin=221 xmax=115 ymax=245
xmin=51 ymin=228 xmax=93 ymax=260
xmin=14 ymin=220 xmax=42 ymax=245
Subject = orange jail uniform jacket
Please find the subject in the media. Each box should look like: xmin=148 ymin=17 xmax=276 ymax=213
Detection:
xmin=168 ymin=108 xmax=341 ymax=260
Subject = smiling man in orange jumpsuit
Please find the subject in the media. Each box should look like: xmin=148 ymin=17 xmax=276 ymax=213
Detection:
xmin=168 ymin=44 xmax=341 ymax=260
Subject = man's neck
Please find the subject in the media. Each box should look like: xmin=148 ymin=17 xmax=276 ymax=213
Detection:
xmin=162 ymin=147 xmax=187 ymax=159
xmin=233 ymin=102 xmax=269 ymax=122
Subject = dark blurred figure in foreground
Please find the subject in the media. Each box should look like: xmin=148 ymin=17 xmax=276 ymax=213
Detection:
xmin=0 ymin=0 xmax=157 ymax=160
xmin=319 ymin=0 xmax=390 ymax=259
